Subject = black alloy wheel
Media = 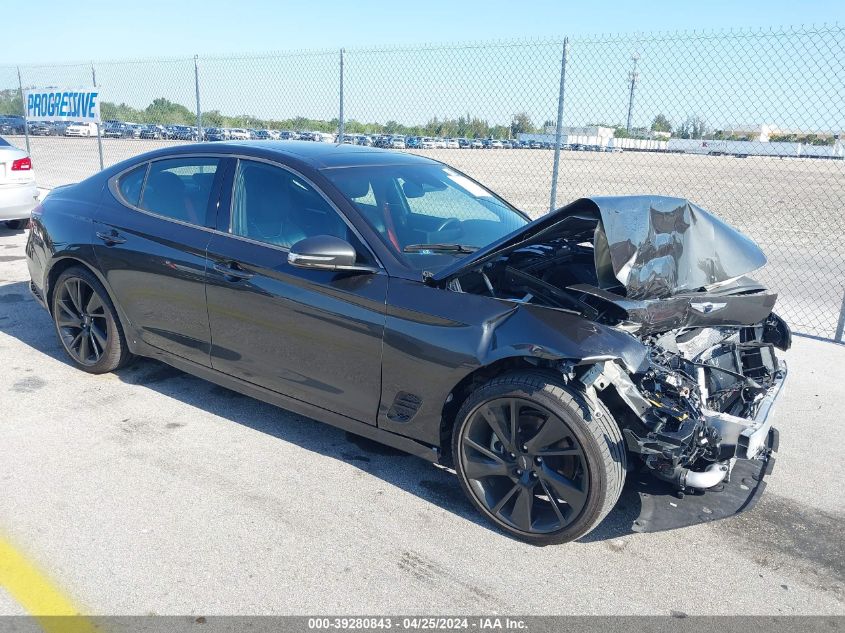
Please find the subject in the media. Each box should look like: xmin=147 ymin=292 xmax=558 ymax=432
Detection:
xmin=55 ymin=277 xmax=109 ymax=366
xmin=453 ymin=372 xmax=626 ymax=545
xmin=51 ymin=267 xmax=132 ymax=374
xmin=460 ymin=396 xmax=589 ymax=534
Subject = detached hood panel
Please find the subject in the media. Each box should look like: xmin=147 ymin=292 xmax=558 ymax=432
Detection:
xmin=436 ymin=195 xmax=767 ymax=300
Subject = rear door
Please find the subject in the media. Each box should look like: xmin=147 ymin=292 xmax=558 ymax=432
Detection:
xmin=93 ymin=155 xmax=231 ymax=366
xmin=204 ymin=158 xmax=387 ymax=423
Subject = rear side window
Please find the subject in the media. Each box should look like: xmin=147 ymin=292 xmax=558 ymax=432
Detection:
xmin=117 ymin=164 xmax=147 ymax=207
xmin=140 ymin=157 xmax=219 ymax=225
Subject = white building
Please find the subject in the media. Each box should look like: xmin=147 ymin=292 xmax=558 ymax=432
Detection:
xmin=521 ymin=125 xmax=615 ymax=147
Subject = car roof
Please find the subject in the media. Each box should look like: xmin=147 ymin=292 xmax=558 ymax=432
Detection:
xmin=207 ymin=140 xmax=438 ymax=169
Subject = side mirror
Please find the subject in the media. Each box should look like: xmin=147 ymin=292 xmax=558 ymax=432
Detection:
xmin=288 ymin=235 xmax=373 ymax=272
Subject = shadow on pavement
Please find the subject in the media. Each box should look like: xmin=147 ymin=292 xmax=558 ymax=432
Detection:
xmin=0 ymin=275 xmax=639 ymax=544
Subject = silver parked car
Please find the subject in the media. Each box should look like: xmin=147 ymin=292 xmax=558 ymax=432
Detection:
xmin=0 ymin=136 xmax=38 ymax=229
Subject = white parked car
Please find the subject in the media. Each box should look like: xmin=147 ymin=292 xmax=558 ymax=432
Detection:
xmin=420 ymin=137 xmax=437 ymax=149
xmin=390 ymin=137 xmax=406 ymax=149
xmin=64 ymin=122 xmax=98 ymax=137
xmin=229 ymin=128 xmax=250 ymax=140
xmin=0 ymin=136 xmax=38 ymax=229
xmin=445 ymin=138 xmax=459 ymax=149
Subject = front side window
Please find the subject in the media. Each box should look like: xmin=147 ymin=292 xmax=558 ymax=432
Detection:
xmin=230 ymin=160 xmax=360 ymax=254
xmin=323 ymin=163 xmax=528 ymax=271
xmin=139 ymin=157 xmax=219 ymax=225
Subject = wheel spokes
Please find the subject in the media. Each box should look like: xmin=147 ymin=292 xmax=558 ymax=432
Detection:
xmin=90 ymin=323 xmax=108 ymax=351
xmin=538 ymin=478 xmax=568 ymax=525
xmin=57 ymin=277 xmax=109 ymax=366
xmin=509 ymin=485 xmax=535 ymax=532
xmin=479 ymin=402 xmax=514 ymax=451
xmin=463 ymin=438 xmax=504 ymax=463
xmin=86 ymin=291 xmax=104 ymax=316
xmin=463 ymin=395 xmax=590 ymax=535
xmin=56 ymin=310 xmax=83 ymax=329
xmin=67 ymin=280 xmax=84 ymax=314
xmin=524 ymin=414 xmax=568 ymax=453
xmin=491 ymin=483 xmax=520 ymax=516
xmin=58 ymin=298 xmax=80 ymax=320
xmin=69 ymin=330 xmax=84 ymax=354
xmin=539 ymin=464 xmax=587 ymax=516
xmin=463 ymin=454 xmax=511 ymax=479
xmin=78 ymin=331 xmax=91 ymax=361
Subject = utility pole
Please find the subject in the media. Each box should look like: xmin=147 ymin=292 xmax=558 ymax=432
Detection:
xmin=626 ymin=52 xmax=640 ymax=134
xmin=549 ymin=38 xmax=569 ymax=214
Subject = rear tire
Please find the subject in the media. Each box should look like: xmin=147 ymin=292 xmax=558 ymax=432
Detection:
xmin=51 ymin=266 xmax=133 ymax=374
xmin=4 ymin=219 xmax=28 ymax=230
xmin=452 ymin=371 xmax=626 ymax=545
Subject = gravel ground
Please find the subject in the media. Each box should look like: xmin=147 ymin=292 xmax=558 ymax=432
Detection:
xmin=0 ymin=224 xmax=843 ymax=616
xmin=8 ymin=135 xmax=845 ymax=339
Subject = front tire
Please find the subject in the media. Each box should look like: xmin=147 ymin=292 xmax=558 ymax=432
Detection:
xmin=4 ymin=219 xmax=28 ymax=230
xmin=51 ymin=267 xmax=133 ymax=374
xmin=452 ymin=371 xmax=626 ymax=545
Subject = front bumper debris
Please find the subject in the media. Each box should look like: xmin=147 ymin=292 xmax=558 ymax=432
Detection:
xmin=703 ymin=360 xmax=787 ymax=460
xmin=631 ymin=427 xmax=778 ymax=533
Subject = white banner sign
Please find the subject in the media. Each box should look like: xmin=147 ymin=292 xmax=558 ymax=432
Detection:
xmin=23 ymin=88 xmax=101 ymax=123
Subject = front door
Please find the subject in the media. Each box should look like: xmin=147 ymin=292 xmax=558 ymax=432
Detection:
xmin=205 ymin=158 xmax=387 ymax=423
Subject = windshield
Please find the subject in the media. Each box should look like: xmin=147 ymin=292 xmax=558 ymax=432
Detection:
xmin=323 ymin=163 xmax=529 ymax=271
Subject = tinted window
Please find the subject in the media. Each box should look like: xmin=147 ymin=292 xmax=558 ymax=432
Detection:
xmin=324 ymin=163 xmax=527 ymax=269
xmin=140 ymin=157 xmax=219 ymax=225
xmin=231 ymin=160 xmax=352 ymax=251
xmin=117 ymin=164 xmax=147 ymax=206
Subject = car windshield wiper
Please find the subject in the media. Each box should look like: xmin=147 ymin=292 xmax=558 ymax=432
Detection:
xmin=403 ymin=243 xmax=478 ymax=254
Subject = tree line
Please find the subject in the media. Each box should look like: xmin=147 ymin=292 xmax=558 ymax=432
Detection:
xmin=0 ymin=89 xmax=835 ymax=145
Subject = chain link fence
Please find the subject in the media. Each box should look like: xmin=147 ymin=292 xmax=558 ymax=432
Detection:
xmin=1 ymin=25 xmax=843 ymax=341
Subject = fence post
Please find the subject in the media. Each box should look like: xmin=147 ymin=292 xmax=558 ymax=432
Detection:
xmin=194 ymin=55 xmax=203 ymax=141
xmin=835 ymin=289 xmax=845 ymax=343
xmin=549 ymin=37 xmax=569 ymax=214
xmin=338 ymin=48 xmax=345 ymax=142
xmin=91 ymin=63 xmax=104 ymax=170
xmin=626 ymin=52 xmax=639 ymax=134
xmin=16 ymin=67 xmax=30 ymax=154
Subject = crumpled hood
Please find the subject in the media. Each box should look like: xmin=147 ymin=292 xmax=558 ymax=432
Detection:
xmin=434 ymin=195 xmax=767 ymax=300
xmin=591 ymin=196 xmax=766 ymax=299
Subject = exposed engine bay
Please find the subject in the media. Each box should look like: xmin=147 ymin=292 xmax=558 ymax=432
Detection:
xmin=437 ymin=196 xmax=790 ymax=491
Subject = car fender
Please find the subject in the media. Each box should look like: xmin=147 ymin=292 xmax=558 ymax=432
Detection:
xmin=378 ymin=279 xmax=648 ymax=447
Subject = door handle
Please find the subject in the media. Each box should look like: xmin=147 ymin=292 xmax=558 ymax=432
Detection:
xmin=213 ymin=261 xmax=254 ymax=281
xmin=95 ymin=230 xmax=127 ymax=245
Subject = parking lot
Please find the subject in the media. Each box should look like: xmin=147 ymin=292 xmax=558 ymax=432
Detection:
xmin=8 ymin=135 xmax=845 ymax=339
xmin=0 ymin=221 xmax=844 ymax=615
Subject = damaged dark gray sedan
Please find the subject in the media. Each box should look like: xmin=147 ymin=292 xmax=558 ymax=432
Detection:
xmin=26 ymin=142 xmax=788 ymax=544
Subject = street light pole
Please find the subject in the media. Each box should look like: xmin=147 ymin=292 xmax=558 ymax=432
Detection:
xmin=626 ymin=52 xmax=639 ymax=134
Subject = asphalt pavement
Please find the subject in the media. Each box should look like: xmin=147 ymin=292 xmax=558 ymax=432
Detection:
xmin=0 ymin=224 xmax=843 ymax=615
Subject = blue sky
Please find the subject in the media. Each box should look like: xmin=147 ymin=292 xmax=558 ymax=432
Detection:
xmin=6 ymin=0 xmax=844 ymax=64
xmin=3 ymin=1 xmax=843 ymax=133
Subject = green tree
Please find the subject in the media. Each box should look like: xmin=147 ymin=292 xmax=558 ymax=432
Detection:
xmin=510 ymin=112 xmax=535 ymax=136
xmin=650 ymin=113 xmax=672 ymax=133
xmin=678 ymin=116 xmax=708 ymax=139
xmin=0 ymin=88 xmax=23 ymax=115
